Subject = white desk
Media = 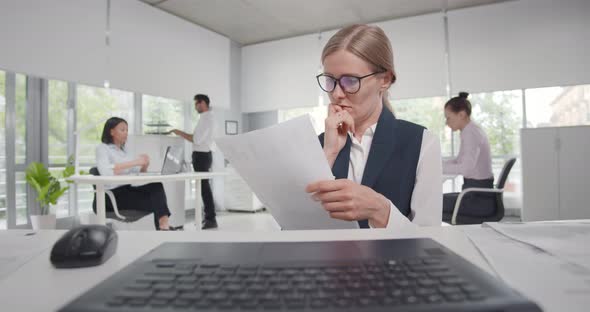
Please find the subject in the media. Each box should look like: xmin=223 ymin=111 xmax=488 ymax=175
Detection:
xmin=1 ymin=223 xmax=587 ymax=311
xmin=69 ymin=172 xmax=225 ymax=228
xmin=0 ymin=227 xmax=491 ymax=312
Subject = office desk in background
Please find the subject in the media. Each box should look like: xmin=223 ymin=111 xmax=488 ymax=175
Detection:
xmin=1 ymin=221 xmax=589 ymax=311
xmin=69 ymin=172 xmax=226 ymax=228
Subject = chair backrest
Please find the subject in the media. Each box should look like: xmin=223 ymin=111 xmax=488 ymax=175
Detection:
xmin=89 ymin=167 xmax=100 ymax=176
xmin=89 ymin=167 xmax=100 ymax=191
xmin=496 ymin=158 xmax=516 ymax=189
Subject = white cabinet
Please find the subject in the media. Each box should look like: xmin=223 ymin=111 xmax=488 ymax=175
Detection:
xmin=521 ymin=126 xmax=590 ymax=221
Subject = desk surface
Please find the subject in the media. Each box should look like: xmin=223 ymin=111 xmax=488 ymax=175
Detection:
xmin=0 ymin=224 xmax=587 ymax=312
xmin=0 ymin=227 xmax=490 ymax=311
xmin=69 ymin=171 xmax=226 ymax=184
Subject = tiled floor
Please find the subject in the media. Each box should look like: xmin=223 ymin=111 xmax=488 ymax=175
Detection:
xmin=183 ymin=211 xmax=281 ymax=231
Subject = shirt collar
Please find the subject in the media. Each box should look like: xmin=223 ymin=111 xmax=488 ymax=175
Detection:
xmin=349 ymin=122 xmax=377 ymax=138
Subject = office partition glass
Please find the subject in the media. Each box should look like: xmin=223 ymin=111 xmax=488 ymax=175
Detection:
xmin=15 ymin=74 xmax=27 ymax=225
xmin=525 ymin=84 xmax=590 ymax=128
xmin=0 ymin=71 xmax=5 ymax=229
xmin=76 ymin=85 xmax=134 ymax=213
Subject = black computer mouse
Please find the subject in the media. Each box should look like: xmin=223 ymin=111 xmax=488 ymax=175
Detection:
xmin=50 ymin=224 xmax=118 ymax=268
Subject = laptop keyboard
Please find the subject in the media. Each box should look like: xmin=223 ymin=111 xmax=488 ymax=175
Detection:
xmin=105 ymin=257 xmax=487 ymax=310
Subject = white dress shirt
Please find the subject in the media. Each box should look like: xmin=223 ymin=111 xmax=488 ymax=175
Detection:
xmin=443 ymin=121 xmax=493 ymax=180
xmin=95 ymin=143 xmax=140 ymax=189
xmin=192 ymin=111 xmax=214 ymax=152
xmin=347 ymin=125 xmax=443 ymax=229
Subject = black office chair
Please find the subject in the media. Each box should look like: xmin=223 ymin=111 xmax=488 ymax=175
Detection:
xmin=443 ymin=158 xmax=517 ymax=225
xmin=89 ymin=167 xmax=153 ymax=224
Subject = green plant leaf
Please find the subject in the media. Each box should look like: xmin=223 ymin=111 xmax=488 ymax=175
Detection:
xmin=25 ymin=162 xmax=51 ymax=193
xmin=37 ymin=183 xmax=51 ymax=204
xmin=49 ymin=186 xmax=68 ymax=205
xmin=25 ymin=162 xmax=71 ymax=214
xmin=62 ymin=165 xmax=75 ymax=178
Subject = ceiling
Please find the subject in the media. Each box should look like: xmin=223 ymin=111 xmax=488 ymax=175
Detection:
xmin=140 ymin=0 xmax=511 ymax=45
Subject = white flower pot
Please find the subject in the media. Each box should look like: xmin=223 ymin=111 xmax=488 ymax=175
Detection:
xmin=31 ymin=214 xmax=57 ymax=230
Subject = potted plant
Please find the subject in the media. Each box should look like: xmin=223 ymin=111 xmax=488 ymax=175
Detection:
xmin=25 ymin=161 xmax=75 ymax=230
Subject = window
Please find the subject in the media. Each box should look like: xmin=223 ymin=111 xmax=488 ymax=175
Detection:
xmin=15 ymin=74 xmax=27 ymax=225
xmin=525 ymin=84 xmax=590 ymax=127
xmin=391 ymin=95 xmax=460 ymax=193
xmin=391 ymin=96 xmax=452 ymax=156
xmin=0 ymin=70 xmax=5 ymax=228
xmin=469 ymin=90 xmax=524 ymax=199
xmin=142 ymin=95 xmax=184 ymax=134
xmin=48 ymin=80 xmax=70 ymax=217
xmin=76 ymin=85 xmax=134 ymax=213
xmin=278 ymin=104 xmax=328 ymax=135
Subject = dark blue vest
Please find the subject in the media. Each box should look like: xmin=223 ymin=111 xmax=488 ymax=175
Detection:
xmin=319 ymin=106 xmax=425 ymax=228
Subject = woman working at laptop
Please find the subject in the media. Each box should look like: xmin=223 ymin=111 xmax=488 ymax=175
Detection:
xmin=306 ymin=24 xmax=442 ymax=229
xmin=94 ymin=117 xmax=174 ymax=230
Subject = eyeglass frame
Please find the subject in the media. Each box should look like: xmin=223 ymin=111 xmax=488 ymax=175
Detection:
xmin=316 ymin=70 xmax=385 ymax=94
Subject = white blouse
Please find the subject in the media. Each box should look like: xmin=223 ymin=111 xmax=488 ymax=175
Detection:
xmin=347 ymin=126 xmax=443 ymax=229
xmin=95 ymin=143 xmax=140 ymax=189
xmin=443 ymin=121 xmax=493 ymax=180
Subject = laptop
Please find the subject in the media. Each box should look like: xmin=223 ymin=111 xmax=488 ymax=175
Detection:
xmin=59 ymin=238 xmax=541 ymax=311
xmin=138 ymin=145 xmax=184 ymax=176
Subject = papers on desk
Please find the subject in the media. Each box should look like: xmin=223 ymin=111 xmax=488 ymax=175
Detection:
xmin=462 ymin=222 xmax=590 ymax=312
xmin=485 ymin=221 xmax=590 ymax=272
xmin=216 ymin=115 xmax=357 ymax=230
xmin=0 ymin=232 xmax=52 ymax=281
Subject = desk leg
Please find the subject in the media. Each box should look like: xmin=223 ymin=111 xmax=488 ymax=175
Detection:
xmin=96 ymin=184 xmax=106 ymax=225
xmin=195 ymin=179 xmax=202 ymax=230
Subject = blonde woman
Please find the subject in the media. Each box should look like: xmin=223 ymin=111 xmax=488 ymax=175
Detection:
xmin=306 ymin=24 xmax=442 ymax=229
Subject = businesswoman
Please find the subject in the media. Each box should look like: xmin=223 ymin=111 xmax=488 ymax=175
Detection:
xmin=306 ymin=24 xmax=442 ymax=229
xmin=442 ymin=92 xmax=495 ymax=220
xmin=94 ymin=117 xmax=173 ymax=230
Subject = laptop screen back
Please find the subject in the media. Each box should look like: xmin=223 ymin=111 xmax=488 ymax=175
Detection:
xmin=161 ymin=145 xmax=183 ymax=174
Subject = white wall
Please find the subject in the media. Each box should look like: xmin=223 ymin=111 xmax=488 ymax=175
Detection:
xmin=241 ymin=0 xmax=590 ymax=113
xmin=241 ymin=32 xmax=329 ymax=113
xmin=0 ymin=0 xmax=231 ymax=107
xmin=241 ymin=12 xmax=447 ymax=113
xmin=448 ymin=0 xmax=590 ymax=93
xmin=374 ymin=13 xmax=447 ymax=100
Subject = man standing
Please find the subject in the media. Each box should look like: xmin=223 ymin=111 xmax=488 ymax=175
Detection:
xmin=171 ymin=94 xmax=217 ymax=229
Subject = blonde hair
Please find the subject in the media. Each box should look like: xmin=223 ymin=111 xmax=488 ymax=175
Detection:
xmin=321 ymin=24 xmax=396 ymax=111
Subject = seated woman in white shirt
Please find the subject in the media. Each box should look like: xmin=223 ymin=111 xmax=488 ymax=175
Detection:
xmin=95 ymin=117 xmax=173 ymax=230
xmin=442 ymin=92 xmax=495 ymax=220
xmin=306 ymin=24 xmax=442 ymax=229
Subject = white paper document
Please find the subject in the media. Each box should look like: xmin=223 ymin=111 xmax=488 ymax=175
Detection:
xmin=216 ymin=115 xmax=357 ymax=230
xmin=0 ymin=233 xmax=52 ymax=281
xmin=462 ymin=224 xmax=590 ymax=312
xmin=484 ymin=221 xmax=590 ymax=271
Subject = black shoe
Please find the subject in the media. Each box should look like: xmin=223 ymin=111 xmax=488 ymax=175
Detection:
xmin=202 ymin=219 xmax=218 ymax=230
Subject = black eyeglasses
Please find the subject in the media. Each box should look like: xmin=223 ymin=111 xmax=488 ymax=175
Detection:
xmin=316 ymin=71 xmax=384 ymax=94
